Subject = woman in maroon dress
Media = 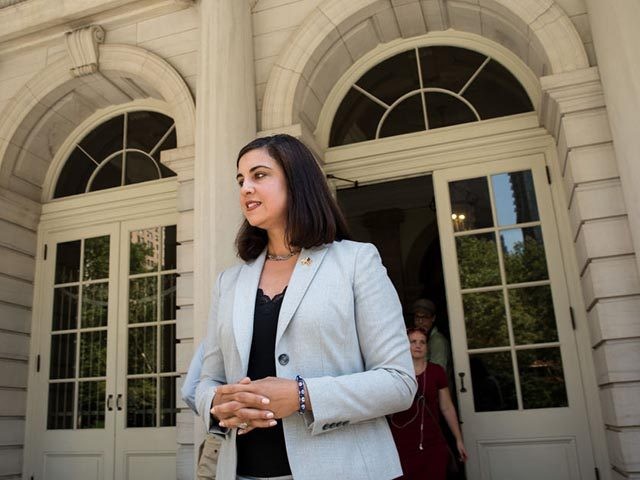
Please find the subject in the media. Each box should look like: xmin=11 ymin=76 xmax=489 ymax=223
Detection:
xmin=389 ymin=328 xmax=468 ymax=479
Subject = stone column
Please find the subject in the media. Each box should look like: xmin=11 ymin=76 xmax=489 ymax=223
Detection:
xmin=188 ymin=0 xmax=257 ymax=477
xmin=541 ymin=67 xmax=640 ymax=480
xmin=584 ymin=0 xmax=640 ymax=276
xmin=583 ymin=3 xmax=640 ymax=478
xmin=194 ymin=0 xmax=257 ymax=340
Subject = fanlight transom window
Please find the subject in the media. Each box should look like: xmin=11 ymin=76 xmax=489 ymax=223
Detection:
xmin=330 ymin=46 xmax=534 ymax=147
xmin=54 ymin=111 xmax=177 ymax=199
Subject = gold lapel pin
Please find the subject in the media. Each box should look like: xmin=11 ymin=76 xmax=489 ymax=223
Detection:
xmin=301 ymin=256 xmax=312 ymax=266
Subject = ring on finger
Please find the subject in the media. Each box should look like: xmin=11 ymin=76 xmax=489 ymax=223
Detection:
xmin=238 ymin=422 xmax=248 ymax=430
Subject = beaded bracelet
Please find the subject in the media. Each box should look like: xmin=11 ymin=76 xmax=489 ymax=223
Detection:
xmin=295 ymin=375 xmax=306 ymax=415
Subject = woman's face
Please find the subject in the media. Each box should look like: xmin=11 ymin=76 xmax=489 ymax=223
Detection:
xmin=408 ymin=331 xmax=428 ymax=360
xmin=237 ymin=148 xmax=288 ymax=232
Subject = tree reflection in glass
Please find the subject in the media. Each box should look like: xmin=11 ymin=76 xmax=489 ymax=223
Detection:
xmin=81 ymin=283 xmax=108 ymax=328
xmin=129 ymin=277 xmax=157 ymax=324
xmin=501 ymin=227 xmax=548 ymax=284
xmin=77 ymin=380 xmax=106 ymax=429
xmin=83 ymin=236 xmax=110 ymax=280
xmin=456 ymin=233 xmax=501 ymax=288
xmin=517 ymin=348 xmax=568 ymax=409
xmin=128 ymin=326 xmax=157 ymax=375
xmin=510 ymin=286 xmax=558 ymax=345
xmin=463 ymin=290 xmax=509 ymax=348
xmin=127 ymin=378 xmax=156 ymax=427
xmin=79 ymin=330 xmax=107 ymax=378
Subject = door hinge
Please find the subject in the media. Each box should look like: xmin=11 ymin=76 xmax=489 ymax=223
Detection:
xmin=595 ymin=467 xmax=600 ymax=480
xmin=569 ymin=307 xmax=576 ymax=330
xmin=43 ymin=244 xmax=47 ymax=260
xmin=36 ymin=354 xmax=40 ymax=372
xmin=545 ymin=166 xmax=552 ymax=184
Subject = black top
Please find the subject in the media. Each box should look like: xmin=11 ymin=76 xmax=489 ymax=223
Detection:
xmin=236 ymin=287 xmax=292 ymax=477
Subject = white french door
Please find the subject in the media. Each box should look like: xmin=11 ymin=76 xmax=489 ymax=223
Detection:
xmin=434 ymin=155 xmax=595 ymax=480
xmin=31 ymin=214 xmax=178 ymax=480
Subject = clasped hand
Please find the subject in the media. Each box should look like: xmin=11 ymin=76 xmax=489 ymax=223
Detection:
xmin=211 ymin=377 xmax=299 ymax=435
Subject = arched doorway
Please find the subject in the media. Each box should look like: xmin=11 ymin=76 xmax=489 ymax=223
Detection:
xmin=28 ymin=107 xmax=181 ymax=480
xmin=0 ymin=43 xmax=196 ymax=480
xmin=326 ymin=40 xmax=595 ymax=480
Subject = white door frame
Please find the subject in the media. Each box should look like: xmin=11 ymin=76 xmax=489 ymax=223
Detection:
xmin=24 ymin=179 xmax=178 ymax=480
xmin=433 ymin=154 xmax=592 ymax=479
xmin=323 ymin=113 xmax=609 ymax=479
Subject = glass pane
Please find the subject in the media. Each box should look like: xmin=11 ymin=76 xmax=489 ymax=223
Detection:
xmin=152 ymin=128 xmax=178 ymax=178
xmin=83 ymin=236 xmax=110 ymax=280
xmin=126 ymin=111 xmax=174 ymax=152
xmin=463 ymin=291 xmax=508 ymax=349
xmin=129 ymin=276 xmax=158 ymax=324
xmin=517 ymin=348 xmax=568 ymax=409
xmin=50 ymin=333 xmax=76 ymax=379
xmin=79 ymin=114 xmax=124 ymax=162
xmin=329 ymin=87 xmax=385 ymax=146
xmin=81 ymin=283 xmax=108 ymax=328
xmin=79 ymin=330 xmax=107 ymax=378
xmin=53 ymin=148 xmax=96 ymax=199
xmin=470 ymin=352 xmax=517 ymax=412
xmin=491 ymin=171 xmax=539 ymax=226
xmin=128 ymin=326 xmax=157 ymax=374
xmin=160 ymin=376 xmax=178 ymax=426
xmin=55 ymin=240 xmax=80 ymax=284
xmin=125 ymin=151 xmax=160 ymax=185
xmin=501 ymin=227 xmax=548 ymax=283
xmin=510 ymin=286 xmax=558 ymax=345
xmin=160 ymin=324 xmax=176 ymax=373
xmin=419 ymin=46 xmax=487 ymax=93
xmin=77 ymin=380 xmax=106 ymax=429
xmin=52 ymin=286 xmax=78 ymax=331
xmin=161 ymin=274 xmax=177 ymax=321
xmin=456 ymin=233 xmax=500 ymax=289
xmin=448 ymin=177 xmax=493 ymax=231
xmin=425 ymin=92 xmax=476 ymax=129
xmin=462 ymin=59 xmax=533 ymax=119
xmin=357 ymin=49 xmax=420 ymax=105
xmin=130 ymin=228 xmax=160 ymax=274
xmin=89 ymin=155 xmax=123 ymax=192
xmin=162 ymin=225 xmax=177 ymax=271
xmin=47 ymin=382 xmax=75 ymax=429
xmin=127 ymin=378 xmax=157 ymax=428
xmin=379 ymin=93 xmax=425 ymax=138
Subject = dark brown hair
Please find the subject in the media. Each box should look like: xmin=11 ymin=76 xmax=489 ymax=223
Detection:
xmin=235 ymin=134 xmax=351 ymax=261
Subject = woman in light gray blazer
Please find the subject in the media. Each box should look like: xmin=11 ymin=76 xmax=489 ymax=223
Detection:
xmin=195 ymin=134 xmax=417 ymax=480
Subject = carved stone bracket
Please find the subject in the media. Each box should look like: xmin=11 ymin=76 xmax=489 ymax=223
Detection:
xmin=64 ymin=25 xmax=105 ymax=77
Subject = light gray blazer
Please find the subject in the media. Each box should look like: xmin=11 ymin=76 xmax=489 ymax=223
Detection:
xmin=195 ymin=240 xmax=417 ymax=480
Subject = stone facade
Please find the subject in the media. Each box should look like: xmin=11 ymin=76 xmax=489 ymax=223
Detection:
xmin=0 ymin=0 xmax=638 ymax=479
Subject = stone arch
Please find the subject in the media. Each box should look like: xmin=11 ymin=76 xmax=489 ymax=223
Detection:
xmin=260 ymin=0 xmax=588 ymax=133
xmin=0 ymin=43 xmax=195 ymax=203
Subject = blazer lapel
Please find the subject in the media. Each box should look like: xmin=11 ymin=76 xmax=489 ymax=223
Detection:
xmin=232 ymin=250 xmax=266 ymax=375
xmin=276 ymin=244 xmax=329 ymax=345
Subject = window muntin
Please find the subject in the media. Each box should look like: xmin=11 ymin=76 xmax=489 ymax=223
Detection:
xmin=54 ymin=111 xmax=177 ymax=199
xmin=330 ymin=46 xmax=533 ymax=147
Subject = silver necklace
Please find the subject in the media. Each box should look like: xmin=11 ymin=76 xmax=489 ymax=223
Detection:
xmin=266 ymin=250 xmax=299 ymax=261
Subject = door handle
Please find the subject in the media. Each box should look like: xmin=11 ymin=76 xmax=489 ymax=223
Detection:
xmin=116 ymin=394 xmax=123 ymax=411
xmin=107 ymin=394 xmax=114 ymax=411
xmin=458 ymin=372 xmax=468 ymax=393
